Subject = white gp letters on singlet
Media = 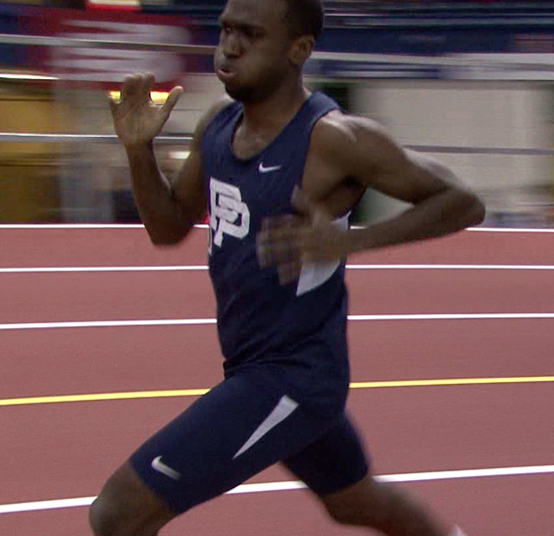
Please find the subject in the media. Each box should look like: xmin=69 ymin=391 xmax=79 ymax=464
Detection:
xmin=209 ymin=178 xmax=251 ymax=252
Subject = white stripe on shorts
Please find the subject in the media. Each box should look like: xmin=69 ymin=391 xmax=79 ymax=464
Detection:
xmin=233 ymin=395 xmax=299 ymax=459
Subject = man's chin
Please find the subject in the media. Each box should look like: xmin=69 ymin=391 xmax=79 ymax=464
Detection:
xmin=224 ymin=85 xmax=253 ymax=103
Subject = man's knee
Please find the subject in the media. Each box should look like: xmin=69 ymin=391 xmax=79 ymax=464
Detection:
xmin=325 ymin=501 xmax=358 ymax=526
xmin=320 ymin=474 xmax=387 ymax=527
xmin=324 ymin=495 xmax=370 ymax=526
xmin=89 ymin=494 xmax=121 ymax=536
xmin=89 ymin=462 xmax=176 ymax=536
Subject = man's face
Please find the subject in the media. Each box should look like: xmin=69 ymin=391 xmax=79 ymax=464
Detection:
xmin=213 ymin=0 xmax=295 ymax=103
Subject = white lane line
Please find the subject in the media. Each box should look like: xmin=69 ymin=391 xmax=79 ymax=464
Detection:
xmin=0 ymin=496 xmax=97 ymax=514
xmin=0 ymin=224 xmax=144 ymax=229
xmin=0 ymin=224 xmax=553 ymax=233
xmin=1 ymin=313 xmax=554 ymax=331
xmin=0 ymin=224 xmax=209 ymax=230
xmin=0 ymin=319 xmax=217 ymax=331
xmin=0 ymin=266 xmax=209 ymax=274
xmin=2 ymin=264 xmax=554 ymax=274
xmin=467 ymin=227 xmax=554 ymax=233
xmin=1 ymin=464 xmax=553 ymax=514
xmin=379 ymin=464 xmax=554 ymax=483
xmin=347 ymin=264 xmax=554 ymax=270
xmin=348 ymin=313 xmax=554 ymax=321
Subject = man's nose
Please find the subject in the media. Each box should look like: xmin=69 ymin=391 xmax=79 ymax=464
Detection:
xmin=222 ymin=30 xmax=242 ymax=58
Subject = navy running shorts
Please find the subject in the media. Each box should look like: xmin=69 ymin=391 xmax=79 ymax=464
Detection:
xmin=129 ymin=353 xmax=369 ymax=514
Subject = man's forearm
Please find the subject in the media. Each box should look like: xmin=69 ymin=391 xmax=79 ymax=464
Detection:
xmin=348 ymin=187 xmax=485 ymax=253
xmin=126 ymin=142 xmax=190 ymax=244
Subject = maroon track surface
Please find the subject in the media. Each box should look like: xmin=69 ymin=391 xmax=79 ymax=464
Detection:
xmin=0 ymin=227 xmax=553 ymax=536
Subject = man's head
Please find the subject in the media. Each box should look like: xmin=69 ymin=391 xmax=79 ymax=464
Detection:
xmin=282 ymin=0 xmax=324 ymax=41
xmin=214 ymin=0 xmax=323 ymax=103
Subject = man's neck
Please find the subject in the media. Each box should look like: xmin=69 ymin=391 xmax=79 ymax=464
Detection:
xmin=240 ymin=81 xmax=310 ymax=135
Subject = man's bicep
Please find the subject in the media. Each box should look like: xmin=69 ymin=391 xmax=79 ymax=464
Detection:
xmin=349 ymin=120 xmax=463 ymax=204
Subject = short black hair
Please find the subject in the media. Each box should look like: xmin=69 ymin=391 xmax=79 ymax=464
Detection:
xmin=282 ymin=0 xmax=324 ymax=40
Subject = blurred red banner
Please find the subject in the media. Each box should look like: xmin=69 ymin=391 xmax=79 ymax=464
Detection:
xmin=21 ymin=7 xmax=191 ymax=90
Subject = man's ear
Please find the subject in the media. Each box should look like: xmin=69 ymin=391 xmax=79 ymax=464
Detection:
xmin=289 ymin=35 xmax=315 ymax=67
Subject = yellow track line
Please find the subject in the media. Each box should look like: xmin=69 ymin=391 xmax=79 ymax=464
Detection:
xmin=350 ymin=376 xmax=554 ymax=389
xmin=1 ymin=377 xmax=552 ymax=407
xmin=0 ymin=389 xmax=210 ymax=407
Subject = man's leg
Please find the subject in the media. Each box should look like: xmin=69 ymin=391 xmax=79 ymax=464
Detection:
xmin=89 ymin=462 xmax=177 ymax=536
xmin=320 ymin=473 xmax=454 ymax=536
xmin=283 ymin=413 xmax=461 ymax=536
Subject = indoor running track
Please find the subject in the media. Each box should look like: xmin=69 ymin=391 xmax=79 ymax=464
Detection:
xmin=0 ymin=225 xmax=553 ymax=536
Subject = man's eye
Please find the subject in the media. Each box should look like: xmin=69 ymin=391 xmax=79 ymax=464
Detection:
xmin=237 ymin=26 xmax=258 ymax=39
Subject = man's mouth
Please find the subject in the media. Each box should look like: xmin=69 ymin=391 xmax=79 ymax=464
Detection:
xmin=217 ymin=65 xmax=237 ymax=82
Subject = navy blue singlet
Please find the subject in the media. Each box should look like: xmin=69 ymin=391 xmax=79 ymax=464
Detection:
xmin=201 ymin=91 xmax=348 ymax=368
xmin=129 ymin=92 xmax=370 ymax=515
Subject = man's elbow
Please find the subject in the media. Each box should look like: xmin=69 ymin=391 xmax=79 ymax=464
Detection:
xmin=456 ymin=189 xmax=486 ymax=229
xmin=150 ymin=235 xmax=185 ymax=247
xmin=146 ymin=226 xmax=189 ymax=247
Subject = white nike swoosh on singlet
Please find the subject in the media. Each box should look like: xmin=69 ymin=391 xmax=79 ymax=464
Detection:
xmin=259 ymin=163 xmax=283 ymax=173
xmin=151 ymin=456 xmax=181 ymax=480
xmin=233 ymin=395 xmax=299 ymax=459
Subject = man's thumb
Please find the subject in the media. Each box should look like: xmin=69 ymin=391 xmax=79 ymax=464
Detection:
xmin=161 ymin=86 xmax=184 ymax=117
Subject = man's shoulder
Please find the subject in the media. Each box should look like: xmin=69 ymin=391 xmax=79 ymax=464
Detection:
xmin=194 ymin=95 xmax=236 ymax=139
xmin=310 ymin=110 xmax=387 ymax=164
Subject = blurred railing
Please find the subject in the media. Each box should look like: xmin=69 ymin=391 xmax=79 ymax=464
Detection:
xmin=6 ymin=32 xmax=554 ymax=71
xmin=3 ymin=134 xmax=554 ymax=159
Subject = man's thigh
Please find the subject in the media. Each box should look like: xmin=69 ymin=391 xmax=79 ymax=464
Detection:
xmin=282 ymin=412 xmax=369 ymax=496
xmin=129 ymin=368 xmax=342 ymax=514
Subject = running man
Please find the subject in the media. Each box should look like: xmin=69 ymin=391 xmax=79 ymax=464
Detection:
xmin=91 ymin=0 xmax=485 ymax=535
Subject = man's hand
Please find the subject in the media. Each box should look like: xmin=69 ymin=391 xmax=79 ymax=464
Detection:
xmin=109 ymin=72 xmax=183 ymax=148
xmin=256 ymin=187 xmax=350 ymax=285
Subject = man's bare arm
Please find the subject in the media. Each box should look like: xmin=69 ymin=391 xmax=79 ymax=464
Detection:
xmin=257 ymin=115 xmax=485 ymax=278
xmin=298 ymin=115 xmax=485 ymax=254
xmin=339 ymin=117 xmax=485 ymax=252
xmin=110 ymin=72 xmax=230 ymax=245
